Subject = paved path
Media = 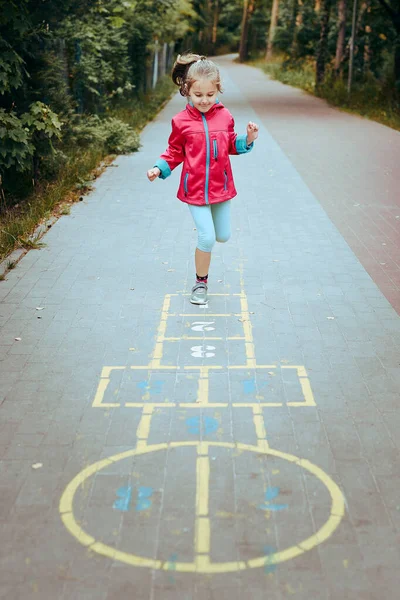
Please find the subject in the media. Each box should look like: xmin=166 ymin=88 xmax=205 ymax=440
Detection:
xmin=1 ymin=55 xmax=400 ymax=600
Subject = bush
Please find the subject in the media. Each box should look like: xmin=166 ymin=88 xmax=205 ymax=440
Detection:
xmin=39 ymin=149 xmax=69 ymax=180
xmin=99 ymin=117 xmax=141 ymax=154
xmin=71 ymin=115 xmax=140 ymax=154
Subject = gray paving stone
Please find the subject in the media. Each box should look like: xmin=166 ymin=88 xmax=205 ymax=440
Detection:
xmin=1 ymin=56 xmax=400 ymax=599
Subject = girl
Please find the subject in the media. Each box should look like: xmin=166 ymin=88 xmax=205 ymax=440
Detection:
xmin=147 ymin=53 xmax=259 ymax=305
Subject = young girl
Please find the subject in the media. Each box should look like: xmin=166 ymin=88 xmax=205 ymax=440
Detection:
xmin=147 ymin=53 xmax=259 ymax=305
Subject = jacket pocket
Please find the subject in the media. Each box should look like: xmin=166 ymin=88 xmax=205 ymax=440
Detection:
xmin=223 ymin=170 xmax=228 ymax=191
xmin=184 ymin=172 xmax=189 ymax=195
xmin=213 ymin=139 xmax=218 ymax=160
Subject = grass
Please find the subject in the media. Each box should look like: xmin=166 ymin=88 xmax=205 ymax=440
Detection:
xmin=252 ymin=55 xmax=400 ymax=132
xmin=0 ymin=75 xmax=176 ymax=266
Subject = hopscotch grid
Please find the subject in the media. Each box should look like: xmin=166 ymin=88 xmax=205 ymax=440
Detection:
xmin=58 ymin=263 xmax=346 ymax=575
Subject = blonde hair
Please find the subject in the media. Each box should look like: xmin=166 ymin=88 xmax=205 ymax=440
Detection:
xmin=172 ymin=53 xmax=222 ymax=97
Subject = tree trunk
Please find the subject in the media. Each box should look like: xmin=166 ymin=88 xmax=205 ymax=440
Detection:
xmin=239 ymin=0 xmax=255 ymax=62
xmin=291 ymin=0 xmax=304 ymax=57
xmin=266 ymin=0 xmax=280 ymax=60
xmin=340 ymin=2 xmax=368 ymax=67
xmin=334 ymin=0 xmax=346 ymax=76
xmin=315 ymin=0 xmax=332 ymax=86
xmin=212 ymin=0 xmax=219 ymax=45
xmin=363 ymin=24 xmax=371 ymax=75
xmin=315 ymin=0 xmax=321 ymax=12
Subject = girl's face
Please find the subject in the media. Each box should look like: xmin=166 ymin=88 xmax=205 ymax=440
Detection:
xmin=188 ymin=78 xmax=218 ymax=113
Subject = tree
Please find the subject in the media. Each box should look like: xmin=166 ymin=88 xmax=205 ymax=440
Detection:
xmin=239 ymin=0 xmax=256 ymax=61
xmin=334 ymin=0 xmax=346 ymax=76
xmin=266 ymin=0 xmax=280 ymax=59
xmin=315 ymin=0 xmax=333 ymax=86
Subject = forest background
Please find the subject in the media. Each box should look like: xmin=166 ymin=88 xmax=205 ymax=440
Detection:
xmin=1 ymin=0 xmax=399 ymax=266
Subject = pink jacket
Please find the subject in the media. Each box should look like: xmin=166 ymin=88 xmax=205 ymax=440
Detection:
xmin=154 ymin=101 xmax=253 ymax=206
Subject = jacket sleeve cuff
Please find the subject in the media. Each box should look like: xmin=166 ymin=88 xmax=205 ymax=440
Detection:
xmin=154 ymin=158 xmax=171 ymax=179
xmin=235 ymin=134 xmax=254 ymax=154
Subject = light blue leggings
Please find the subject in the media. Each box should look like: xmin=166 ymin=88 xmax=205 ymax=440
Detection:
xmin=188 ymin=201 xmax=231 ymax=253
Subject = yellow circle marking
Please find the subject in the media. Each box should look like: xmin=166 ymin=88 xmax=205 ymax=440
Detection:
xmin=59 ymin=442 xmax=345 ymax=573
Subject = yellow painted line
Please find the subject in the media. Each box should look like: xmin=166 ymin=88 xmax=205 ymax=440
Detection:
xmin=196 ymin=456 xmax=210 ymax=515
xmin=92 ymin=378 xmax=119 ymax=408
xmin=195 ymin=445 xmax=211 ymax=563
xmin=125 ymin=402 xmax=176 ymax=408
xmin=136 ymin=406 xmax=154 ymax=449
xmin=228 ymin=365 xmax=277 ymax=370
xmin=92 ymin=366 xmax=126 ymax=407
xmin=164 ymin=337 xmax=245 ymax=341
xmin=60 ymin=441 xmax=344 ymax=573
xmin=239 ymin=292 xmax=256 ymax=368
xmin=281 ymin=365 xmax=316 ymax=407
xmin=196 ymin=366 xmax=210 ymax=404
xmin=150 ymin=294 xmax=171 ymax=369
xmin=196 ymin=518 xmax=210 ymax=554
xmin=252 ymin=405 xmax=269 ymax=451
xmin=102 ymin=366 xmax=126 ymax=378
xmin=176 ymin=313 xmax=240 ymax=317
xmin=129 ymin=365 xmax=180 ymax=370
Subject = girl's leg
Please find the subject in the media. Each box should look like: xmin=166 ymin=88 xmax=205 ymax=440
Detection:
xmin=188 ymin=204 xmax=216 ymax=277
xmin=210 ymin=200 xmax=231 ymax=244
xmin=195 ymin=248 xmax=211 ymax=278
xmin=188 ymin=204 xmax=216 ymax=304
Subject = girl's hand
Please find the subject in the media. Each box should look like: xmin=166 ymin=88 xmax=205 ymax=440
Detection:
xmin=246 ymin=121 xmax=259 ymax=145
xmin=147 ymin=167 xmax=161 ymax=181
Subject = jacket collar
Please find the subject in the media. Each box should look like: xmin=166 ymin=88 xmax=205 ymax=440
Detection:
xmin=185 ymin=100 xmax=224 ymax=119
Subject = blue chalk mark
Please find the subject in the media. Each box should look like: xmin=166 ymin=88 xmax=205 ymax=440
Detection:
xmin=243 ymin=379 xmax=256 ymax=394
xmin=263 ymin=546 xmax=277 ymax=574
xmin=136 ymin=486 xmax=153 ymax=511
xmin=259 ymin=487 xmax=288 ymax=512
xmin=113 ymin=486 xmax=132 ymax=512
xmin=168 ymin=553 xmax=178 ymax=570
xmin=204 ymin=416 xmax=219 ymax=434
xmin=167 ymin=553 xmax=178 ymax=583
xmin=186 ymin=416 xmax=200 ymax=434
xmin=186 ymin=416 xmax=219 ymax=435
xmin=137 ymin=380 xmax=163 ymax=394
xmin=243 ymin=379 xmax=269 ymax=394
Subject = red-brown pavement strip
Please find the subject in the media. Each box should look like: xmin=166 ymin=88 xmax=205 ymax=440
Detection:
xmin=219 ymin=55 xmax=400 ymax=314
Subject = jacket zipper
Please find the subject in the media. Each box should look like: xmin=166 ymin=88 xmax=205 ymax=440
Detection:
xmin=224 ymin=170 xmax=228 ymax=191
xmin=184 ymin=172 xmax=189 ymax=195
xmin=213 ymin=139 xmax=218 ymax=160
xmin=201 ymin=114 xmax=210 ymax=205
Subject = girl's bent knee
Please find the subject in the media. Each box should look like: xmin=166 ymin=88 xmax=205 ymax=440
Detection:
xmin=216 ymin=232 xmax=231 ymax=244
xmin=197 ymin=234 xmax=216 ymax=253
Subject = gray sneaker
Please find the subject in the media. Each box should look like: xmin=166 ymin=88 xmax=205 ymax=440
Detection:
xmin=190 ymin=282 xmax=208 ymax=305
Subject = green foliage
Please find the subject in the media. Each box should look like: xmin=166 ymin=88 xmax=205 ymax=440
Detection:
xmin=0 ymin=38 xmax=25 ymax=94
xmin=22 ymin=102 xmax=62 ymax=139
xmin=71 ymin=115 xmax=140 ymax=154
xmin=0 ymin=108 xmax=34 ymax=172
